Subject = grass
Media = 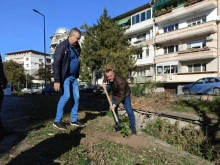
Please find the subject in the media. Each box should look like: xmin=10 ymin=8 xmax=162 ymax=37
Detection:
xmin=0 ymin=94 xmax=214 ymax=165
xmin=142 ymin=118 xmax=220 ymax=163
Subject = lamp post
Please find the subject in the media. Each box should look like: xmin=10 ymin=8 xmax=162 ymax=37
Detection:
xmin=33 ymin=9 xmax=47 ymax=87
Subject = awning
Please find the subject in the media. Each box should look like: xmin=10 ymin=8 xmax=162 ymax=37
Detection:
xmin=154 ymin=0 xmax=171 ymax=7
xmin=117 ymin=17 xmax=130 ymax=25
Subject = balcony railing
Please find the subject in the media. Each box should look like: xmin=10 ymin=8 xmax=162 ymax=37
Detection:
xmin=154 ymin=0 xmax=217 ymax=23
xmin=155 ymin=21 xmax=217 ymax=43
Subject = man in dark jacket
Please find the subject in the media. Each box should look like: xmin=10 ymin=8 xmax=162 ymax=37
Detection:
xmin=52 ymin=28 xmax=84 ymax=130
xmin=102 ymin=69 xmax=136 ymax=134
xmin=0 ymin=55 xmax=8 ymax=139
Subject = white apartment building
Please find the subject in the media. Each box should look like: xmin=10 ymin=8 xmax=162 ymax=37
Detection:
xmin=153 ymin=0 xmax=220 ymax=94
xmin=5 ymin=50 xmax=51 ymax=85
xmin=114 ymin=3 xmax=155 ymax=84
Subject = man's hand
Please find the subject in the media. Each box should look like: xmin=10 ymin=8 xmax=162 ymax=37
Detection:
xmin=102 ymin=83 xmax=106 ymax=89
xmin=110 ymin=104 xmax=116 ymax=111
xmin=54 ymin=82 xmax=60 ymax=92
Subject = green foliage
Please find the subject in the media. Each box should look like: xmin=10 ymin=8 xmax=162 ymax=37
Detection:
xmin=3 ymin=60 xmax=26 ymax=88
xmin=35 ymin=66 xmax=52 ymax=83
xmin=131 ymin=81 xmax=163 ymax=97
xmin=80 ymin=8 xmax=142 ymax=82
xmin=142 ymin=118 xmax=220 ymax=161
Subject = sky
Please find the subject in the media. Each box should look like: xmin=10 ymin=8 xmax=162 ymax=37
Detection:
xmin=0 ymin=0 xmax=150 ymax=59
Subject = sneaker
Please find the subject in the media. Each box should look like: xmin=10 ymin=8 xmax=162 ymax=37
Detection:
xmin=53 ymin=122 xmax=67 ymax=130
xmin=70 ymin=120 xmax=85 ymax=127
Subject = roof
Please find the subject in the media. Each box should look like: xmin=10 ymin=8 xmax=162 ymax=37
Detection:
xmin=6 ymin=50 xmax=49 ymax=56
xmin=113 ymin=2 xmax=153 ymax=21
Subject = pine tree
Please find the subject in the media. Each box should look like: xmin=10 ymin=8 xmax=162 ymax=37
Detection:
xmin=80 ymin=8 xmax=141 ymax=83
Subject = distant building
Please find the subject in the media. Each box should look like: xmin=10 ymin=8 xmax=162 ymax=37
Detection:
xmin=5 ymin=50 xmax=51 ymax=85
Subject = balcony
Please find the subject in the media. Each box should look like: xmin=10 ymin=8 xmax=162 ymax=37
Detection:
xmin=128 ymin=76 xmax=153 ymax=83
xmin=154 ymin=47 xmax=217 ymax=63
xmin=125 ymin=19 xmax=154 ymax=35
xmin=50 ymin=38 xmax=59 ymax=46
xmin=132 ymin=38 xmax=153 ymax=47
xmin=154 ymin=0 xmax=217 ymax=23
xmin=156 ymin=71 xmax=218 ymax=82
xmin=155 ymin=21 xmax=217 ymax=43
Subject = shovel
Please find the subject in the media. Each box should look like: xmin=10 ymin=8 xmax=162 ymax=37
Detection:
xmin=103 ymin=86 xmax=122 ymax=131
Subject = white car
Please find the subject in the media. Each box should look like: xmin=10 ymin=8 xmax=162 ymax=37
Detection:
xmin=32 ymin=87 xmax=42 ymax=94
xmin=21 ymin=88 xmax=31 ymax=94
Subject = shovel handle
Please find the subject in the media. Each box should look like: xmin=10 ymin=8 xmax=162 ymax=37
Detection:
xmin=103 ymin=86 xmax=119 ymax=123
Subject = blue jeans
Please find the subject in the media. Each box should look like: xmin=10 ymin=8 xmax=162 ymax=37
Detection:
xmin=54 ymin=77 xmax=79 ymax=122
xmin=112 ymin=96 xmax=136 ymax=132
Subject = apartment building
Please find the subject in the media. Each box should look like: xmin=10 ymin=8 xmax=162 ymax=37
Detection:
xmin=153 ymin=0 xmax=220 ymax=94
xmin=114 ymin=3 xmax=155 ymax=84
xmin=5 ymin=50 xmax=51 ymax=85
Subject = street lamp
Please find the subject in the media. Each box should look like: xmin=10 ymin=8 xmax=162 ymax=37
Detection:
xmin=33 ymin=9 xmax=47 ymax=87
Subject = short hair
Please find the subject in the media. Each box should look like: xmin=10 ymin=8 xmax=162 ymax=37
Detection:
xmin=105 ymin=69 xmax=114 ymax=73
xmin=69 ymin=27 xmax=81 ymax=36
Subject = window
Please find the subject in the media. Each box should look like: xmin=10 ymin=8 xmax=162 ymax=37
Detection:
xmin=132 ymin=9 xmax=151 ymax=25
xmin=137 ymin=33 xmax=146 ymax=41
xmin=26 ymin=64 xmax=29 ymax=67
xmin=195 ymin=78 xmax=205 ymax=84
xmin=39 ymin=59 xmax=43 ymax=62
xmin=26 ymin=58 xmax=29 ymax=61
xmin=157 ymin=64 xmax=178 ymax=74
xmin=187 ymin=16 xmax=206 ymax=27
xmin=205 ymin=78 xmax=215 ymax=83
xmin=146 ymin=49 xmax=149 ymax=57
xmin=157 ymin=66 xmax=163 ymax=75
xmin=188 ymin=63 xmax=206 ymax=72
xmin=163 ymin=23 xmax=178 ymax=33
xmin=147 ymin=10 xmax=151 ymax=19
xmin=187 ymin=40 xmax=206 ymax=49
xmin=164 ymin=45 xmax=178 ymax=54
xmin=138 ymin=52 xmax=143 ymax=59
xmin=215 ymin=78 xmax=220 ymax=82
xmin=171 ymin=65 xmax=178 ymax=73
xmin=141 ymin=12 xmax=145 ymax=21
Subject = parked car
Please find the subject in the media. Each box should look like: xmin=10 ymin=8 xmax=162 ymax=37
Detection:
xmin=32 ymin=87 xmax=42 ymax=94
xmin=81 ymin=85 xmax=103 ymax=93
xmin=42 ymin=86 xmax=55 ymax=95
xmin=182 ymin=77 xmax=220 ymax=95
xmin=78 ymin=85 xmax=85 ymax=91
xmin=21 ymin=88 xmax=31 ymax=94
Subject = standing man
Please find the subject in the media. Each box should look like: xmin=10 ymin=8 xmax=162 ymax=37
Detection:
xmin=0 ymin=54 xmax=8 ymax=139
xmin=53 ymin=28 xmax=85 ymax=130
xmin=102 ymin=69 xmax=137 ymax=134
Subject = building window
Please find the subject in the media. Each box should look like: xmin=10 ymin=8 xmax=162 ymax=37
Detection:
xmin=146 ymin=49 xmax=149 ymax=57
xmin=188 ymin=63 xmax=206 ymax=72
xmin=157 ymin=65 xmax=178 ymax=74
xmin=26 ymin=58 xmax=29 ymax=61
xmin=137 ymin=33 xmax=146 ymax=40
xmin=132 ymin=9 xmax=151 ymax=25
xmin=164 ymin=45 xmax=178 ymax=54
xmin=163 ymin=23 xmax=178 ymax=33
xmin=147 ymin=10 xmax=151 ymax=20
xmin=39 ymin=59 xmax=43 ymax=62
xmin=26 ymin=64 xmax=29 ymax=68
xmin=138 ymin=52 xmax=143 ymax=59
xmin=187 ymin=40 xmax=206 ymax=49
xmin=141 ymin=12 xmax=145 ymax=21
xmin=157 ymin=66 xmax=163 ymax=75
xmin=187 ymin=16 xmax=206 ymax=27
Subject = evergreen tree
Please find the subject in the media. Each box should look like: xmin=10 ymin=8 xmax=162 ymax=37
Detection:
xmin=80 ymin=8 xmax=141 ymax=82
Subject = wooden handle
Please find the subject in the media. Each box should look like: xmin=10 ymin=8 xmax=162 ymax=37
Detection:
xmin=103 ymin=87 xmax=119 ymax=122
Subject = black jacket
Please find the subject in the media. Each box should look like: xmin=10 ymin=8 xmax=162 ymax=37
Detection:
xmin=52 ymin=39 xmax=81 ymax=83
xmin=0 ymin=56 xmax=7 ymax=88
